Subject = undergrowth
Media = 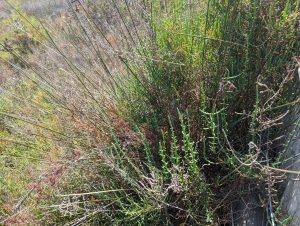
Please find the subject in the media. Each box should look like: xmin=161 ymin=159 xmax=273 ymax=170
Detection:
xmin=0 ymin=0 xmax=300 ymax=225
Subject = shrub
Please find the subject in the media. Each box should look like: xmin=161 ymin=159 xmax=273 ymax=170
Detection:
xmin=0 ymin=0 xmax=299 ymax=225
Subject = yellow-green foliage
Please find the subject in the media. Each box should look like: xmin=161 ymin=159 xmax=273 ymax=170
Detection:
xmin=0 ymin=6 xmax=44 ymax=62
xmin=0 ymin=80 xmax=61 ymax=218
xmin=150 ymin=0 xmax=220 ymax=67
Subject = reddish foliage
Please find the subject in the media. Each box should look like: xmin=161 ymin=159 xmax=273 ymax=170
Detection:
xmin=108 ymin=104 xmax=142 ymax=149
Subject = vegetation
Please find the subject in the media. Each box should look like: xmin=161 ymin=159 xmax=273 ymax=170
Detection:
xmin=0 ymin=7 xmax=44 ymax=62
xmin=0 ymin=0 xmax=299 ymax=225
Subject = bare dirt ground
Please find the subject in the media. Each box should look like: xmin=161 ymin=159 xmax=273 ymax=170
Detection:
xmin=0 ymin=2 xmax=11 ymax=20
xmin=21 ymin=0 xmax=66 ymax=18
xmin=1 ymin=0 xmax=66 ymax=19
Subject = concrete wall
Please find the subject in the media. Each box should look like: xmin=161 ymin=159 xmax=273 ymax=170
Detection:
xmin=281 ymin=117 xmax=300 ymax=225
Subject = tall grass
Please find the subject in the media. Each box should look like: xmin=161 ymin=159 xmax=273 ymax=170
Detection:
xmin=0 ymin=0 xmax=299 ymax=224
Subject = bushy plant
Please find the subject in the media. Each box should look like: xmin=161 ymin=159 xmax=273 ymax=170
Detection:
xmin=0 ymin=0 xmax=299 ymax=225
